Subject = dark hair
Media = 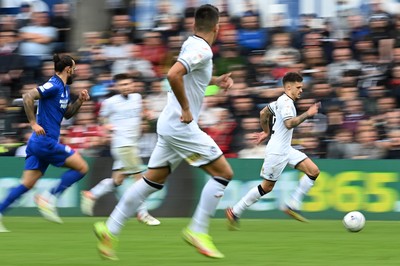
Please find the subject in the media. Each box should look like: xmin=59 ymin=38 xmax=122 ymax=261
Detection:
xmin=53 ymin=54 xmax=74 ymax=72
xmin=282 ymin=72 xmax=303 ymax=85
xmin=194 ymin=4 xmax=219 ymax=32
xmin=113 ymin=73 xmax=132 ymax=82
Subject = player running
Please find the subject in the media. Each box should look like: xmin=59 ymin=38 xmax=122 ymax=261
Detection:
xmin=226 ymin=72 xmax=321 ymax=230
xmin=0 ymin=54 xmax=90 ymax=232
xmin=80 ymin=73 xmax=159 ymax=225
xmin=93 ymin=4 xmax=234 ymax=260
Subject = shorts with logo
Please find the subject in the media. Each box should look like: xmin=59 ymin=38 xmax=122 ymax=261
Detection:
xmin=25 ymin=136 xmax=75 ymax=174
xmin=260 ymin=147 xmax=307 ymax=181
xmin=111 ymin=146 xmax=146 ymax=174
xmin=148 ymin=127 xmax=223 ymax=171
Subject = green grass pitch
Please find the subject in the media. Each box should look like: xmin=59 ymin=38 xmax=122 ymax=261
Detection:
xmin=0 ymin=217 xmax=399 ymax=266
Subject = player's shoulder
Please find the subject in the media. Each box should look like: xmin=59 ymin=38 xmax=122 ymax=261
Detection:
xmin=182 ymin=36 xmax=212 ymax=55
xmin=38 ymin=76 xmax=63 ymax=93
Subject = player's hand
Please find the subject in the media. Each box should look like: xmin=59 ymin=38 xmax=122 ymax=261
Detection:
xmin=307 ymin=102 xmax=321 ymax=117
xmin=217 ymin=73 xmax=234 ymax=91
xmin=32 ymin=123 xmax=45 ymax=136
xmin=180 ymin=108 xmax=193 ymax=124
xmin=252 ymin=131 xmax=269 ymax=145
xmin=78 ymin=89 xmax=90 ymax=102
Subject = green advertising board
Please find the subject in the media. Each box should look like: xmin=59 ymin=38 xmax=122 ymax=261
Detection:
xmin=1 ymin=157 xmax=400 ymax=220
xmin=195 ymin=159 xmax=400 ymax=220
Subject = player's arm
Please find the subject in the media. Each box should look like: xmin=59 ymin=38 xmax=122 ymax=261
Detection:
xmin=209 ymin=73 xmax=234 ymax=91
xmin=284 ymin=102 xmax=320 ymax=129
xmin=167 ymin=61 xmax=192 ymax=123
xmin=22 ymin=88 xmax=45 ymax=135
xmin=64 ymin=89 xmax=90 ymax=119
xmin=260 ymin=105 xmax=272 ymax=134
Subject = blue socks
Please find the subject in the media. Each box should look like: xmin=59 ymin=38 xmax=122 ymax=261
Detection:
xmin=50 ymin=170 xmax=85 ymax=197
xmin=0 ymin=184 xmax=29 ymax=214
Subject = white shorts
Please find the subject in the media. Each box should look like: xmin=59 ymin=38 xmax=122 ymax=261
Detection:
xmin=111 ymin=146 xmax=145 ymax=174
xmin=260 ymin=147 xmax=307 ymax=181
xmin=148 ymin=128 xmax=223 ymax=171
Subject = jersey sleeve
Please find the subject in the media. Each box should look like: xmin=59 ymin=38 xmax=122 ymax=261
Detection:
xmin=37 ymin=82 xmax=59 ymax=98
xmin=177 ymin=42 xmax=212 ymax=73
xmin=279 ymin=99 xmax=295 ymax=121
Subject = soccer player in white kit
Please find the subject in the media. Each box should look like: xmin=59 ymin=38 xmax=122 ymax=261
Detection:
xmin=80 ymin=73 xmax=159 ymax=225
xmin=93 ymin=4 xmax=234 ymax=260
xmin=226 ymin=72 xmax=321 ymax=230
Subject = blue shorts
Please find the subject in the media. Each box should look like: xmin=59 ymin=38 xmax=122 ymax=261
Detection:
xmin=25 ymin=136 xmax=75 ymax=174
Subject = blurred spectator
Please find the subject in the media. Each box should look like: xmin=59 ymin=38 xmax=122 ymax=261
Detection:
xmin=18 ymin=11 xmax=58 ymax=79
xmin=236 ymin=13 xmax=267 ymax=55
xmin=237 ymin=132 xmax=265 ymax=159
xmin=15 ymin=2 xmax=32 ymax=29
xmin=387 ymin=64 xmax=400 ymax=105
xmin=162 ymin=34 xmax=184 ymax=73
xmin=326 ymin=128 xmax=354 ymax=159
xmin=138 ymin=31 xmax=167 ymax=77
xmin=111 ymin=44 xmax=155 ymax=79
xmin=342 ymin=98 xmax=368 ymax=134
xmin=102 ymin=31 xmax=133 ymax=62
xmin=76 ymin=31 xmax=104 ymax=64
xmin=203 ymin=108 xmax=237 ymax=158
xmin=384 ymin=129 xmax=400 ymax=159
xmin=264 ymin=32 xmax=301 ymax=71
xmin=347 ymin=126 xmax=386 ymax=159
xmin=326 ymin=47 xmax=361 ymax=84
xmin=214 ymin=45 xmax=246 ymax=76
xmin=50 ymin=3 xmax=71 ymax=52
xmin=109 ymin=14 xmax=135 ymax=43
xmin=0 ymin=28 xmax=24 ymax=98
xmin=144 ymin=78 xmax=168 ymax=121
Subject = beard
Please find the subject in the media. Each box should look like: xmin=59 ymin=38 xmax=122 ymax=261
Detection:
xmin=66 ymin=75 xmax=74 ymax=85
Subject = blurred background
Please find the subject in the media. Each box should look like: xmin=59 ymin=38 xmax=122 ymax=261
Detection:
xmin=0 ymin=0 xmax=400 ymax=159
xmin=1 ymin=0 xmax=400 ymax=220
xmin=0 ymin=0 xmax=399 ymax=161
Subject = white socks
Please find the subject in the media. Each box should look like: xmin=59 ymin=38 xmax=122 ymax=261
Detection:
xmin=189 ymin=177 xmax=227 ymax=234
xmin=288 ymin=175 xmax=315 ymax=210
xmin=106 ymin=178 xmax=160 ymax=235
xmin=90 ymin=178 xmax=114 ymax=199
xmin=232 ymin=186 xmax=263 ymax=217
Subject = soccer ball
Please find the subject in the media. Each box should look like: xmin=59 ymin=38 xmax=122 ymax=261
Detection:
xmin=342 ymin=211 xmax=366 ymax=232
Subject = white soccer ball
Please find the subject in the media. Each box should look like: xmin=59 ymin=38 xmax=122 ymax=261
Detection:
xmin=343 ymin=211 xmax=366 ymax=232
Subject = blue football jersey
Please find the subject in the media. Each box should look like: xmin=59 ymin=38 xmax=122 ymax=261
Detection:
xmin=34 ymin=75 xmax=69 ymax=140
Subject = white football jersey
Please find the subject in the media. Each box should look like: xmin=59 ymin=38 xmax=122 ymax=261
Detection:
xmin=157 ymin=35 xmax=213 ymax=136
xmin=100 ymin=93 xmax=142 ymax=148
xmin=266 ymin=94 xmax=296 ymax=155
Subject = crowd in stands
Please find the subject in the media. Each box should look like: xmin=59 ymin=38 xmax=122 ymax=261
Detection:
xmin=0 ymin=0 xmax=400 ymax=160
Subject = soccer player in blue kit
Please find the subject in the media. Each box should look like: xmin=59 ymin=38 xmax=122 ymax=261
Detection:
xmin=0 ymin=54 xmax=90 ymax=232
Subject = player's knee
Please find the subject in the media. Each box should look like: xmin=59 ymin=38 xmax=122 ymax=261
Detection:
xmin=308 ymin=167 xmax=320 ymax=180
xmin=223 ymin=167 xmax=234 ymax=180
xmin=78 ymin=161 xmax=89 ymax=175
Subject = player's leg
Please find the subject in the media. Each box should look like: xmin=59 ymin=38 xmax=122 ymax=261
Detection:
xmin=284 ymin=149 xmax=320 ymax=222
xmin=0 ymin=169 xmax=42 ymax=232
xmin=287 ymin=156 xmax=320 ymax=211
xmin=94 ymin=138 xmax=173 ymax=260
xmin=81 ymin=170 xmax=122 ymax=216
xmin=227 ymin=179 xmax=276 ymax=230
xmin=37 ymin=151 xmax=88 ymax=223
xmin=183 ymin=155 xmax=233 ymax=258
xmin=116 ymin=146 xmax=160 ymax=225
xmin=227 ymin=154 xmax=286 ymax=229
